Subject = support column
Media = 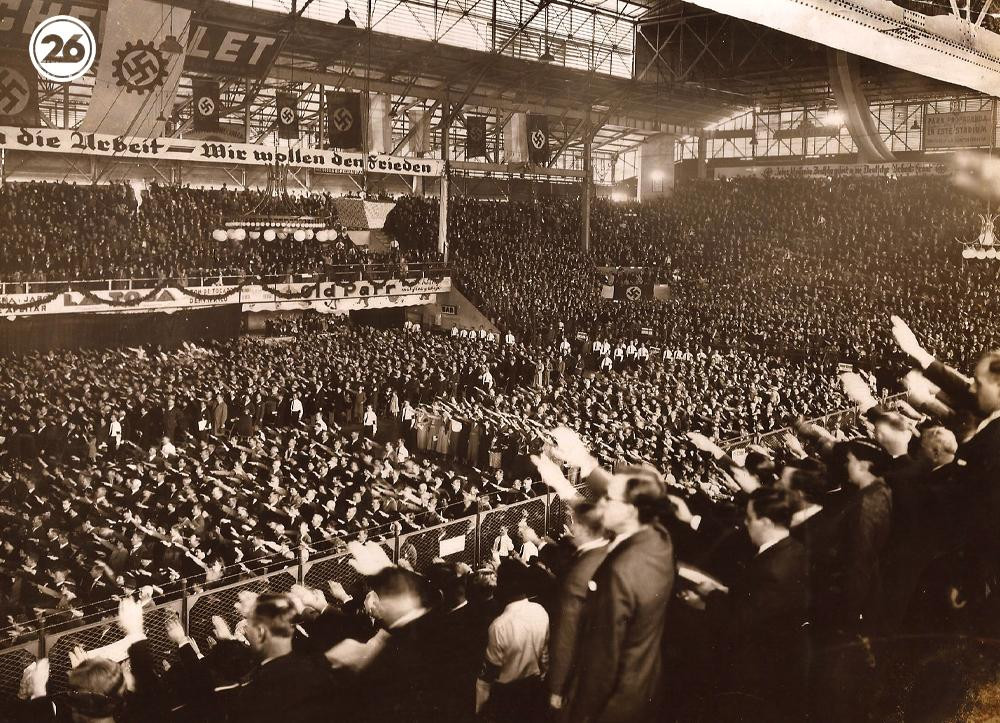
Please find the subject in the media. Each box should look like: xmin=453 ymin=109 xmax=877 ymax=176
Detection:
xmin=696 ymin=134 xmax=708 ymax=180
xmin=581 ymin=111 xmax=592 ymax=254
xmin=439 ymin=89 xmax=450 ymax=261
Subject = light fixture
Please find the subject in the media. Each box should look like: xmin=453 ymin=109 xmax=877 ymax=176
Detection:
xmin=159 ymin=34 xmax=184 ymax=55
xmin=911 ymin=119 xmax=921 ymax=130
xmin=539 ymin=1 xmax=554 ymax=62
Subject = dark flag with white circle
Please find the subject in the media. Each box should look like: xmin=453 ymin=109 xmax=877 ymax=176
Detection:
xmin=466 ymin=114 xmax=488 ymax=159
xmin=276 ymin=92 xmax=298 ymax=140
xmin=326 ymin=91 xmax=363 ymax=150
xmin=192 ymin=80 xmax=220 ymax=132
xmin=0 ymin=54 xmax=38 ymax=126
xmin=526 ymin=113 xmax=549 ymax=164
xmin=613 ymin=282 xmax=653 ymax=301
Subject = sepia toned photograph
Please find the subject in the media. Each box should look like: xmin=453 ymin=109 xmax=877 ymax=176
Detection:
xmin=1 ymin=0 xmax=1000 ymax=721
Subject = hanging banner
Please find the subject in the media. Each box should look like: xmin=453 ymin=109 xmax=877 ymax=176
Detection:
xmin=924 ymin=109 xmax=994 ymax=149
xmin=192 ymin=79 xmax=221 ymax=132
xmin=326 ymin=91 xmax=363 ymax=150
xmin=406 ymin=108 xmax=430 ymax=155
xmin=526 ymin=113 xmax=550 ymax=164
xmin=466 ymin=114 xmax=487 ymax=159
xmin=276 ymin=92 xmax=299 ymax=140
xmin=0 ymin=0 xmax=279 ymax=79
xmin=503 ymin=112 xmax=527 ymax=163
xmin=184 ymin=21 xmax=281 ymax=79
xmin=367 ymin=93 xmax=392 ymax=154
xmin=0 ymin=126 xmax=445 ymax=176
xmin=0 ymin=54 xmax=38 ymax=127
xmin=79 ymin=0 xmax=190 ymax=137
xmin=0 ymin=276 xmax=451 ymax=318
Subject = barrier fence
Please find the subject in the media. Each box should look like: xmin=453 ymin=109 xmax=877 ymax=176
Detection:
xmin=0 ymin=491 xmax=571 ymax=710
xmin=721 ymin=393 xmax=908 ymax=453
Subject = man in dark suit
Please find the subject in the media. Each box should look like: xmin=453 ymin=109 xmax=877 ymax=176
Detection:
xmin=425 ymin=561 xmax=491 ymax=723
xmin=548 ymin=500 xmax=608 ymax=718
xmin=233 ymin=593 xmax=347 ymax=722
xmin=359 ymin=566 xmax=454 ymax=723
xmin=564 ymin=466 xmax=675 ymax=723
xmin=683 ymin=487 xmax=810 ymax=722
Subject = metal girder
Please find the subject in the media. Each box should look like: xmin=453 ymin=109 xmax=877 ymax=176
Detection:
xmin=268 ymin=65 xmax=701 ymax=134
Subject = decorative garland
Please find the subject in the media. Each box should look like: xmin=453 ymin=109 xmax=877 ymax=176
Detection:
xmin=259 ymin=281 xmax=318 ymax=300
xmin=76 ymin=281 xmax=169 ymax=307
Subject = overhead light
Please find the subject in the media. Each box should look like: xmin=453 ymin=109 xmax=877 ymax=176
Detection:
xmin=159 ymin=34 xmax=184 ymax=55
xmin=539 ymin=47 xmax=554 ymax=63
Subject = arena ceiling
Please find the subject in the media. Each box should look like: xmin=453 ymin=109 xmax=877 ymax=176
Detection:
xmin=34 ymin=0 xmax=995 ymax=182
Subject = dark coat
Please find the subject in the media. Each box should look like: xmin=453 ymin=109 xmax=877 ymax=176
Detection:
xmin=548 ymin=543 xmax=608 ymax=698
xmin=706 ymin=536 xmax=810 ymax=710
xmin=566 ymin=525 xmax=675 ymax=723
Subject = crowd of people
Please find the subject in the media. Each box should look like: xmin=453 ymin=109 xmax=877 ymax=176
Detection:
xmin=10 ymin=313 xmax=1000 ymax=720
xmin=0 ymin=182 xmax=440 ymax=283
xmin=2 ymin=165 xmax=1000 ymax=719
xmin=388 ymin=176 xmax=995 ymax=373
xmin=0 ymin=306 xmax=864 ymax=642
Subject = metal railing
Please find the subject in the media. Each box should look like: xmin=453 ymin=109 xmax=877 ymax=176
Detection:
xmin=0 ymin=491 xmax=569 ymax=709
xmin=721 ymin=393 xmax=908 ymax=452
xmin=0 ymin=263 xmax=451 ymax=296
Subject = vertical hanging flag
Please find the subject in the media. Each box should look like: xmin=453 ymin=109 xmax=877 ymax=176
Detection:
xmin=407 ymin=108 xmax=431 ymax=155
xmin=503 ymin=112 xmax=527 ymax=163
xmin=0 ymin=54 xmax=38 ymax=126
xmin=367 ymin=93 xmax=392 ymax=154
xmin=192 ymin=80 xmax=220 ymax=132
xmin=527 ymin=114 xmax=550 ymax=164
xmin=466 ymin=115 xmax=487 ymax=159
xmin=326 ymin=91 xmax=363 ymax=149
xmin=80 ymin=0 xmax=191 ymax=137
xmin=276 ymin=92 xmax=299 ymax=140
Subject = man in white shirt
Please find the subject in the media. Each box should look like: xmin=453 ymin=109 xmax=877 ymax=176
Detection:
xmin=476 ymin=561 xmax=549 ymax=719
xmin=362 ymin=405 xmax=378 ymax=438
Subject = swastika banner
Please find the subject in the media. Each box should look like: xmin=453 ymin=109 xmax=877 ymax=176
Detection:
xmin=79 ymin=0 xmax=190 ymax=137
xmin=276 ymin=92 xmax=298 ymax=140
xmin=326 ymin=91 xmax=363 ymax=150
xmin=526 ymin=113 xmax=550 ymax=165
xmin=193 ymin=80 xmax=220 ymax=133
xmin=0 ymin=53 xmax=38 ymax=127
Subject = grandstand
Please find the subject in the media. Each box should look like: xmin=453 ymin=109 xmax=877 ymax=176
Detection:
xmin=4 ymin=0 xmax=1000 ymax=721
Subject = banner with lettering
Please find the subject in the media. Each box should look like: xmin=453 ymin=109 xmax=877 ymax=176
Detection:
xmin=0 ymin=1 xmax=280 ymax=79
xmin=79 ymin=0 xmax=191 ymax=137
xmin=0 ymin=276 xmax=451 ymax=317
xmin=924 ymin=108 xmax=995 ymax=149
xmin=0 ymin=126 xmax=445 ymax=176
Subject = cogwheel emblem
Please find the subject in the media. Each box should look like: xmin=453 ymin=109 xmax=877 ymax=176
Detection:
xmin=112 ymin=40 xmax=168 ymax=94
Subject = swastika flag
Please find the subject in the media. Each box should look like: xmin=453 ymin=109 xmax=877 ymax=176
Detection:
xmin=276 ymin=92 xmax=298 ymax=140
xmin=326 ymin=91 xmax=363 ymax=150
xmin=0 ymin=54 xmax=38 ymax=127
xmin=193 ymin=80 xmax=220 ymax=132
xmin=526 ymin=113 xmax=549 ymax=164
